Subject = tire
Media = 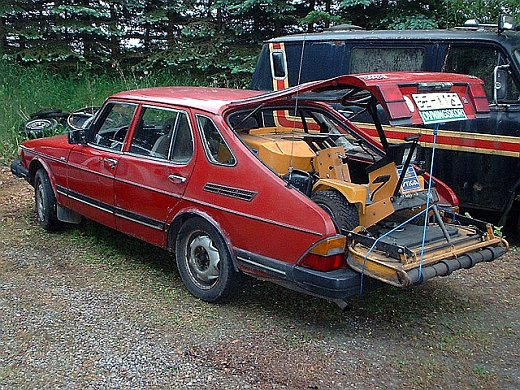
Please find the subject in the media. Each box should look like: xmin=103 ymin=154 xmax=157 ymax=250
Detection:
xmin=34 ymin=169 xmax=61 ymax=231
xmin=311 ymin=189 xmax=359 ymax=232
xmin=24 ymin=118 xmax=59 ymax=139
xmin=176 ymin=218 xmax=242 ymax=303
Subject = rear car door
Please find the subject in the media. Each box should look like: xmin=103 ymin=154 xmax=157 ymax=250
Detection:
xmin=114 ymin=106 xmax=196 ymax=246
xmin=66 ymin=102 xmax=138 ymax=229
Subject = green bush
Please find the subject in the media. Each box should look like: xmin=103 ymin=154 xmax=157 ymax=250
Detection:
xmin=0 ymin=62 xmax=208 ymax=163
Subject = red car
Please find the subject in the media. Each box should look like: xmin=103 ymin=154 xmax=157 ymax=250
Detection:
xmin=11 ymin=73 xmax=508 ymax=308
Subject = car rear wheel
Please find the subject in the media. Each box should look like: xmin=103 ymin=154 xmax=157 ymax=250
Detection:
xmin=176 ymin=218 xmax=242 ymax=302
xmin=312 ymin=189 xmax=359 ymax=232
xmin=34 ymin=169 xmax=61 ymax=231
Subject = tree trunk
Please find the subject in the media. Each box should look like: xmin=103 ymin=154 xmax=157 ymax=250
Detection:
xmin=308 ymin=0 xmax=316 ymax=32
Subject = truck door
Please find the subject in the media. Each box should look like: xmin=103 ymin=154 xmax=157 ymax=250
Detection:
xmin=436 ymin=44 xmax=520 ymax=214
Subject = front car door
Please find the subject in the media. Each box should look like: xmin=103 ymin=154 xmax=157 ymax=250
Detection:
xmin=66 ymin=101 xmax=138 ymax=229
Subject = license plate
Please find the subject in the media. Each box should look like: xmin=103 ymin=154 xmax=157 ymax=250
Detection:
xmin=412 ymin=92 xmax=463 ymax=110
xmin=412 ymin=92 xmax=467 ymax=124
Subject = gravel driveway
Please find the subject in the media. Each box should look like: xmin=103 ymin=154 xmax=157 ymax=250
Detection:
xmin=1 ymin=165 xmax=519 ymax=389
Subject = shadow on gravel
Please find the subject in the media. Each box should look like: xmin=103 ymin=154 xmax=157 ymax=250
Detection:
xmin=58 ymin=218 xmax=511 ymax=334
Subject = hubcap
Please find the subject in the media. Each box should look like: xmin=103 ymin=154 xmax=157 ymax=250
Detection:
xmin=187 ymin=234 xmax=221 ymax=289
xmin=36 ymin=183 xmax=46 ymax=223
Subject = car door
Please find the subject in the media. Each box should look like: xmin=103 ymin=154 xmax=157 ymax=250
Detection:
xmin=66 ymin=101 xmax=138 ymax=229
xmin=114 ymin=106 xmax=196 ymax=246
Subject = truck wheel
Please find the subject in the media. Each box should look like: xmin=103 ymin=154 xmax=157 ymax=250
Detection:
xmin=34 ymin=169 xmax=61 ymax=231
xmin=176 ymin=217 xmax=242 ymax=303
xmin=312 ymin=189 xmax=359 ymax=232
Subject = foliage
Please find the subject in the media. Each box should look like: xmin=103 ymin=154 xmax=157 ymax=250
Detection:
xmin=378 ymin=2 xmax=440 ymax=30
xmin=0 ymin=1 xmax=517 ymax=85
xmin=0 ymin=60 xmax=206 ymax=162
xmin=443 ymin=0 xmax=520 ymax=26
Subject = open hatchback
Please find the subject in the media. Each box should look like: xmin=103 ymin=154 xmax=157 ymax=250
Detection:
xmin=12 ymin=72 xmax=508 ymax=307
xmin=226 ymin=72 xmax=508 ymax=292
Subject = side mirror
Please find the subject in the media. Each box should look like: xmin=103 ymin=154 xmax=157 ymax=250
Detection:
xmin=493 ymin=65 xmax=510 ymax=103
xmin=68 ymin=129 xmax=86 ymax=144
xmin=498 ymin=14 xmax=515 ymax=33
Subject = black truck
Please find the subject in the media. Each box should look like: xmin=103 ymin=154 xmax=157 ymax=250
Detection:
xmin=252 ymin=15 xmax=520 ymax=236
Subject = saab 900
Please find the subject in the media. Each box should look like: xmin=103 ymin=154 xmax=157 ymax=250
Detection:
xmin=11 ymin=73 xmax=508 ymax=308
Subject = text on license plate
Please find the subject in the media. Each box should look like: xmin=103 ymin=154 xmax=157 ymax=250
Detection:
xmin=412 ymin=93 xmax=467 ymax=124
xmin=412 ymin=92 xmax=463 ymax=110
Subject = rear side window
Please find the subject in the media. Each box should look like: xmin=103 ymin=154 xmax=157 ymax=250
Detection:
xmin=270 ymin=50 xmax=287 ymax=79
xmin=444 ymin=45 xmax=519 ymax=102
xmin=197 ymin=115 xmax=236 ymax=165
xmin=350 ymin=47 xmax=425 ymax=73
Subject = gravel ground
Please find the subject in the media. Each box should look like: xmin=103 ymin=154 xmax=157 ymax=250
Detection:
xmin=1 ymin=165 xmax=519 ymax=389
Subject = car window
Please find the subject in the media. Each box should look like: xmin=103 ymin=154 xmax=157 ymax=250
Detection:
xmin=130 ymin=107 xmax=193 ymax=163
xmin=90 ymin=102 xmax=138 ymax=151
xmin=350 ymin=47 xmax=425 ymax=73
xmin=444 ymin=45 xmax=520 ymax=102
xmin=228 ymin=106 xmax=382 ymax=163
xmin=197 ymin=115 xmax=236 ymax=165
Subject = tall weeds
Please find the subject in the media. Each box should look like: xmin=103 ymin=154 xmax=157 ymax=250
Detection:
xmin=0 ymin=62 xmax=205 ymax=162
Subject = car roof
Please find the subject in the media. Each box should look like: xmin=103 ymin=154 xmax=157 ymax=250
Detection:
xmin=266 ymin=28 xmax=520 ymax=48
xmin=111 ymin=87 xmax=264 ymax=114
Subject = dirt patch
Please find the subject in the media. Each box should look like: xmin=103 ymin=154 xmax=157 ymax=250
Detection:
xmin=1 ymin=165 xmax=519 ymax=389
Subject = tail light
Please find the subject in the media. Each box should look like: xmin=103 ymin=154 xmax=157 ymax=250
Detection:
xmin=298 ymin=236 xmax=347 ymax=272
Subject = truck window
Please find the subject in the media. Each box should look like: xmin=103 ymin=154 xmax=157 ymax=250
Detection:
xmin=350 ymin=47 xmax=425 ymax=73
xmin=270 ymin=50 xmax=287 ymax=79
xmin=444 ymin=45 xmax=520 ymax=102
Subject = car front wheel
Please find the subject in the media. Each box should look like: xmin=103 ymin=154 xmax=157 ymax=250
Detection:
xmin=176 ymin=217 xmax=242 ymax=303
xmin=34 ymin=169 xmax=61 ymax=231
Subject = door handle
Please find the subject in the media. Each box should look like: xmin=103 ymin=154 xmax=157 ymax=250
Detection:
xmin=168 ymin=174 xmax=187 ymax=184
xmin=103 ymin=157 xmax=118 ymax=169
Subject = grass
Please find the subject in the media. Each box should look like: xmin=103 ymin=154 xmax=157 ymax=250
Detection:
xmin=0 ymin=61 xmax=209 ymax=162
xmin=5 ymin=197 xmax=517 ymax=389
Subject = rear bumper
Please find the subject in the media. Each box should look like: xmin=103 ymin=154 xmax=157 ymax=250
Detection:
xmin=292 ymin=266 xmax=381 ymax=299
xmin=10 ymin=158 xmax=28 ymax=180
xmin=236 ymin=249 xmax=380 ymax=300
